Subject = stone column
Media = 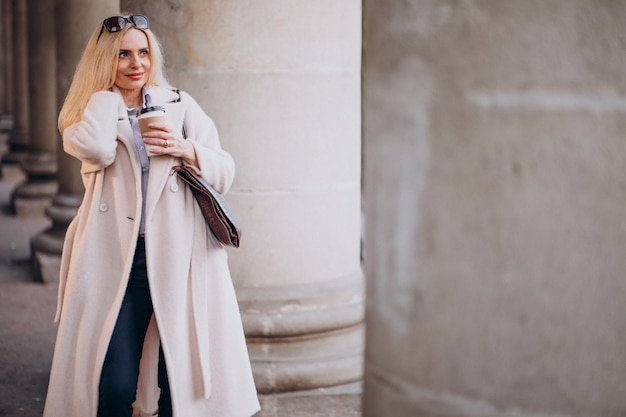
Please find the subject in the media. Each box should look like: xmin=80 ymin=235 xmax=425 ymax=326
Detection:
xmin=123 ymin=0 xmax=364 ymax=395
xmin=12 ymin=0 xmax=58 ymax=216
xmin=4 ymin=0 xmax=29 ymax=164
xmin=363 ymin=1 xmax=626 ymax=416
xmin=0 ymin=0 xmax=13 ymax=161
xmin=1 ymin=0 xmax=13 ymax=119
xmin=33 ymin=0 xmax=119 ymax=283
xmin=0 ymin=0 xmax=6 ymax=119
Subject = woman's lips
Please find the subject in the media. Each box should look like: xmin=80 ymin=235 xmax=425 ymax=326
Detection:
xmin=127 ymin=73 xmax=144 ymax=80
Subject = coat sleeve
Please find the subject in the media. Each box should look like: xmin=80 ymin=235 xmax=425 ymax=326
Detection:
xmin=63 ymin=91 xmax=123 ymax=174
xmin=181 ymin=91 xmax=235 ymax=195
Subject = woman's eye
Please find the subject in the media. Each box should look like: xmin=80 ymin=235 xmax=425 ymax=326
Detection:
xmin=140 ymin=50 xmax=149 ymax=56
xmin=119 ymin=51 xmax=129 ymax=58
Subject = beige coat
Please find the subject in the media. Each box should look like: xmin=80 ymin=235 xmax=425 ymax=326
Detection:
xmin=43 ymin=87 xmax=260 ymax=417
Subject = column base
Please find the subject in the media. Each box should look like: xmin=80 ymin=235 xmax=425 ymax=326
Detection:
xmin=239 ymin=270 xmax=365 ymax=394
xmin=14 ymin=196 xmax=53 ymax=217
xmin=257 ymin=382 xmax=362 ymax=417
xmin=3 ymin=131 xmax=30 ymax=165
xmin=0 ymin=114 xmax=13 ymax=131
xmin=0 ymin=113 xmax=15 ymax=178
xmin=2 ymin=152 xmax=28 ymax=166
xmin=31 ymin=224 xmax=66 ymax=285
xmin=249 ymin=326 xmax=364 ymax=393
xmin=0 ymin=133 xmax=9 ymax=158
xmin=12 ymin=180 xmax=57 ymax=217
xmin=32 ymin=247 xmax=62 ymax=285
xmin=11 ymin=151 xmax=58 ymax=215
xmin=31 ymin=193 xmax=81 ymax=285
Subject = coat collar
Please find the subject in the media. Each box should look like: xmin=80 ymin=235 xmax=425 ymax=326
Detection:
xmin=141 ymin=85 xmax=182 ymax=106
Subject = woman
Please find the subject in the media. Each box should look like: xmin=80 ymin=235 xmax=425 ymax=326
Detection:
xmin=43 ymin=14 xmax=260 ymax=417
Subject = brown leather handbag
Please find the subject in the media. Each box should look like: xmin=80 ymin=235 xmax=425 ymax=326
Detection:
xmin=172 ymin=165 xmax=241 ymax=247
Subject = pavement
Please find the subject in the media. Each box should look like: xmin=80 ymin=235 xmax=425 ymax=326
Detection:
xmin=0 ymin=163 xmax=55 ymax=417
xmin=0 ymin=162 xmax=362 ymax=417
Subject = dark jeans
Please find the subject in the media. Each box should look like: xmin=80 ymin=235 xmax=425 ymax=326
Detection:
xmin=97 ymin=238 xmax=172 ymax=417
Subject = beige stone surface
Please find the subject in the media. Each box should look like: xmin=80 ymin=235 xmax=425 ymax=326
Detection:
xmin=363 ymin=1 xmax=626 ymax=416
xmin=127 ymin=0 xmax=364 ymax=395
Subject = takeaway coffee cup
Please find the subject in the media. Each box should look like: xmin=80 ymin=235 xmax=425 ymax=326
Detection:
xmin=138 ymin=105 xmax=166 ymax=155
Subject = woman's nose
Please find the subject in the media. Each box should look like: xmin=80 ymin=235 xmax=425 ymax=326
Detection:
xmin=130 ymin=54 xmax=140 ymax=68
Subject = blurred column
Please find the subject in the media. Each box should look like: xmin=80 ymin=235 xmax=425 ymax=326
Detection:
xmin=363 ymin=1 xmax=626 ymax=416
xmin=0 ymin=0 xmax=5 ymax=121
xmin=124 ymin=0 xmax=364 ymax=394
xmin=12 ymin=0 xmax=58 ymax=216
xmin=4 ymin=0 xmax=29 ymax=164
xmin=33 ymin=0 xmax=119 ymax=283
xmin=1 ymin=0 xmax=13 ymax=123
xmin=0 ymin=0 xmax=13 ymax=162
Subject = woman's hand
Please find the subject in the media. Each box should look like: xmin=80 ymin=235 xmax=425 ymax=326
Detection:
xmin=142 ymin=122 xmax=198 ymax=166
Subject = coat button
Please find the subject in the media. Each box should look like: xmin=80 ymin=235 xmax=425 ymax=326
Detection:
xmin=99 ymin=203 xmax=108 ymax=212
xmin=170 ymin=183 xmax=179 ymax=192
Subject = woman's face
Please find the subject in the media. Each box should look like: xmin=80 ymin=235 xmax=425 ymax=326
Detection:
xmin=115 ymin=29 xmax=151 ymax=91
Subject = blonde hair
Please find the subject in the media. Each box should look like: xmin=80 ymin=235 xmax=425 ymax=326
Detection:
xmin=58 ymin=15 xmax=171 ymax=133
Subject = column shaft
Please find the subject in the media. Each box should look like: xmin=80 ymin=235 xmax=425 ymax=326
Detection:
xmin=33 ymin=0 xmax=119 ymax=283
xmin=0 ymin=0 xmax=5 ymax=117
xmin=0 ymin=0 xmax=13 ymax=162
xmin=5 ymin=0 xmax=29 ymax=163
xmin=1 ymin=0 xmax=13 ymax=118
xmin=12 ymin=0 xmax=58 ymax=216
xmin=124 ymin=0 xmax=364 ymax=395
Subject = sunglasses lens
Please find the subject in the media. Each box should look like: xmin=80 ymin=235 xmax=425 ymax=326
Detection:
xmin=99 ymin=15 xmax=149 ymax=41
xmin=103 ymin=16 xmax=126 ymax=32
xmin=130 ymin=15 xmax=149 ymax=29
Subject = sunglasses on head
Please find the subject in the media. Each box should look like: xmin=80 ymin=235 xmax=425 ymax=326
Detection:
xmin=97 ymin=14 xmax=150 ymax=41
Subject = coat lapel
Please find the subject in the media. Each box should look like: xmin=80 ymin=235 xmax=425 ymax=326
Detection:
xmin=112 ymin=86 xmax=188 ymax=237
xmin=143 ymin=87 xmax=188 ymax=233
xmin=115 ymin=103 xmax=143 ymax=190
